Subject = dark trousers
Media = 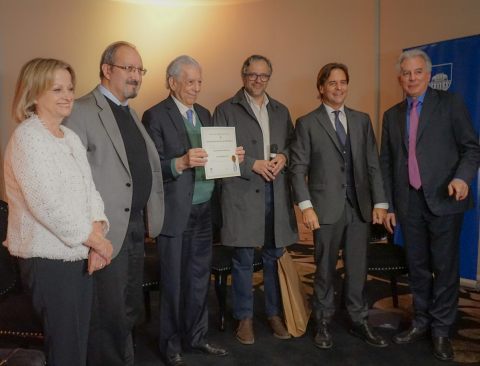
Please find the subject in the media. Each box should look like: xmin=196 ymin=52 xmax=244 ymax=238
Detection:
xmin=87 ymin=212 xmax=145 ymax=366
xmin=232 ymin=181 xmax=284 ymax=320
xmin=312 ymin=201 xmax=370 ymax=325
xmin=402 ymin=187 xmax=463 ymax=337
xmin=18 ymin=257 xmax=92 ymax=366
xmin=158 ymin=200 xmax=212 ymax=359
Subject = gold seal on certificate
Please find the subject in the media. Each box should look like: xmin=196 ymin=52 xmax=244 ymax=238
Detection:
xmin=201 ymin=127 xmax=240 ymax=179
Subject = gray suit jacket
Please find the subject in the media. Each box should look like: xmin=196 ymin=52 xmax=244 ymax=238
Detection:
xmin=213 ymin=88 xmax=299 ymax=248
xmin=64 ymin=86 xmax=164 ymax=258
xmin=290 ymin=104 xmax=386 ymax=224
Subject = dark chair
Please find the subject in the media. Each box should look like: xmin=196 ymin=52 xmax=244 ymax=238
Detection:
xmin=367 ymin=228 xmax=408 ymax=308
xmin=211 ymin=245 xmax=263 ymax=331
xmin=0 ymin=200 xmax=43 ymax=347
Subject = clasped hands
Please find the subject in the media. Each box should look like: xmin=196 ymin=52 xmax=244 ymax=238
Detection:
xmin=252 ymin=154 xmax=287 ymax=181
xmin=86 ymin=231 xmax=113 ymax=275
xmin=176 ymin=147 xmax=245 ymax=172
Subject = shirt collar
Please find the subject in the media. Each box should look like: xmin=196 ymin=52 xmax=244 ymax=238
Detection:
xmin=170 ymin=94 xmax=195 ymax=116
xmin=407 ymin=88 xmax=428 ymax=108
xmin=323 ymin=103 xmax=345 ymax=117
xmin=244 ymin=89 xmax=269 ymax=108
xmin=98 ymin=84 xmax=129 ymax=107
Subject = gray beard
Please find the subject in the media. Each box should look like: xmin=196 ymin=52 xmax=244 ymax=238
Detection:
xmin=123 ymin=83 xmax=139 ymax=99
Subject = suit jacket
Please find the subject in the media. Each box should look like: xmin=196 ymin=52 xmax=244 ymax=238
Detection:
xmin=213 ymin=88 xmax=299 ymax=248
xmin=142 ymin=95 xmax=213 ymax=237
xmin=63 ymin=86 xmax=165 ymax=258
xmin=380 ymin=87 xmax=480 ymax=222
xmin=290 ymin=104 xmax=386 ymax=224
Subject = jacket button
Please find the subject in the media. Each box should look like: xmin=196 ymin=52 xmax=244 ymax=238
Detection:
xmin=405 ymin=161 xmax=408 ymax=166
xmin=189 ymin=192 xmax=193 ymax=196
xmin=404 ymin=182 xmax=408 ymax=187
xmin=125 ymin=208 xmax=130 ymax=212
xmin=252 ymin=140 xmax=257 ymax=144
xmin=341 ymin=167 xmax=345 ymax=171
xmin=341 ymin=184 xmax=346 ymax=188
xmin=126 ymin=183 xmax=131 ymax=187
xmin=256 ymin=189 xmax=260 ymax=193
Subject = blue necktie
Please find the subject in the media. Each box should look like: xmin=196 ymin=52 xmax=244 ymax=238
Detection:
xmin=186 ymin=109 xmax=194 ymax=126
xmin=333 ymin=110 xmax=347 ymax=145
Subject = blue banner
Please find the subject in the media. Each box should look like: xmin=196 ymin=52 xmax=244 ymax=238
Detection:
xmin=402 ymin=35 xmax=480 ymax=281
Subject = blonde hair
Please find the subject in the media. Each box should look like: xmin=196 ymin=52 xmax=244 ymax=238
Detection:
xmin=12 ymin=58 xmax=76 ymax=123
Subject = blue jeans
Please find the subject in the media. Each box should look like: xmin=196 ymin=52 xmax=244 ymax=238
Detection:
xmin=232 ymin=181 xmax=284 ymax=319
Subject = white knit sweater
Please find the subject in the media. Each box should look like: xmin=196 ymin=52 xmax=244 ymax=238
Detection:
xmin=3 ymin=115 xmax=109 ymax=261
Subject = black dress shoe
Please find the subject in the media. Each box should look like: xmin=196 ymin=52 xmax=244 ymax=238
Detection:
xmin=433 ymin=337 xmax=454 ymax=362
xmin=350 ymin=323 xmax=388 ymax=347
xmin=314 ymin=321 xmax=332 ymax=349
xmin=164 ymin=354 xmax=187 ymax=366
xmin=392 ymin=327 xmax=429 ymax=344
xmin=187 ymin=343 xmax=228 ymax=357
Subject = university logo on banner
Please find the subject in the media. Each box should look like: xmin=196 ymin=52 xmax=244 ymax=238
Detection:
xmin=429 ymin=63 xmax=453 ymax=91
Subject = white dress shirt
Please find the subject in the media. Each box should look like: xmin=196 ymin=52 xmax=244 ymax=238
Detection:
xmin=244 ymin=90 xmax=270 ymax=160
xmin=298 ymin=103 xmax=388 ymax=212
xmin=171 ymin=94 xmax=198 ymax=126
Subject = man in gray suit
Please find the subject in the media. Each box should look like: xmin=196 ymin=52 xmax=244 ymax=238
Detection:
xmin=290 ymin=63 xmax=388 ymax=349
xmin=213 ymin=55 xmax=299 ymax=345
xmin=64 ymin=41 xmax=164 ymax=366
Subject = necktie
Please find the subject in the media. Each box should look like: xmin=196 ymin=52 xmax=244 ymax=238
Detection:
xmin=121 ymin=104 xmax=130 ymax=114
xmin=408 ymin=100 xmax=422 ymax=189
xmin=186 ymin=109 xmax=194 ymax=126
xmin=333 ymin=110 xmax=347 ymax=145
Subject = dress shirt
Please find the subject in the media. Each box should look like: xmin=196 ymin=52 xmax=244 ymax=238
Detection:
xmin=298 ymin=103 xmax=388 ymax=212
xmin=406 ymin=89 xmax=427 ymax=139
xmin=171 ymin=94 xmax=198 ymax=126
xmin=98 ymin=84 xmax=129 ymax=107
xmin=244 ymin=89 xmax=270 ymax=160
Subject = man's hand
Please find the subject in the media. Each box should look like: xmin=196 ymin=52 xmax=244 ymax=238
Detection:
xmin=384 ymin=213 xmax=397 ymax=234
xmin=176 ymin=148 xmax=208 ymax=172
xmin=448 ymin=179 xmax=469 ymax=201
xmin=88 ymin=250 xmax=107 ymax=275
xmin=268 ymin=153 xmax=287 ymax=176
xmin=302 ymin=207 xmax=321 ymax=231
xmin=253 ymin=160 xmax=275 ymax=181
xmin=235 ymin=146 xmax=245 ymax=164
xmin=372 ymin=208 xmax=387 ymax=225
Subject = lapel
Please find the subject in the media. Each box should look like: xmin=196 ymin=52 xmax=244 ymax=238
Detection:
xmin=315 ymin=104 xmax=342 ymax=155
xmin=395 ymin=99 xmax=408 ymax=151
xmin=344 ymin=107 xmax=360 ymax=161
xmin=92 ymin=86 xmax=130 ymax=176
xmin=232 ymin=88 xmax=260 ymax=123
xmin=195 ymin=104 xmax=211 ymax=127
xmin=416 ymin=87 xmax=438 ymax=143
xmin=165 ymin=95 xmax=191 ymax=151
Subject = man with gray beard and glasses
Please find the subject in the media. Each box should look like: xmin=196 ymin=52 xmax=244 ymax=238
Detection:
xmin=64 ymin=41 xmax=165 ymax=366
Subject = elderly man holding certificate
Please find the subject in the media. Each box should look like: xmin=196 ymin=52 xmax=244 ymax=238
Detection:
xmin=142 ymin=55 xmax=244 ymax=366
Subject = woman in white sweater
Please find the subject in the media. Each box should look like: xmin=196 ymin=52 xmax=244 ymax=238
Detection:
xmin=3 ymin=58 xmax=113 ymax=366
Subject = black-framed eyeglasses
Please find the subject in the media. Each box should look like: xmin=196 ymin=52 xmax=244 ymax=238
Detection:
xmin=109 ymin=64 xmax=147 ymax=76
xmin=244 ymin=73 xmax=270 ymax=82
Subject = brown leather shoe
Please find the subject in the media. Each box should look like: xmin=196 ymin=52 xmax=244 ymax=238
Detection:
xmin=267 ymin=316 xmax=291 ymax=340
xmin=236 ymin=318 xmax=254 ymax=345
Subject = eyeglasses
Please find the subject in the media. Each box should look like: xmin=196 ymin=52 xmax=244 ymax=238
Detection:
xmin=244 ymin=73 xmax=270 ymax=82
xmin=109 ymin=64 xmax=147 ymax=76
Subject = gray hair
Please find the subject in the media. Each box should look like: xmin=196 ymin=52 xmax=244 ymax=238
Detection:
xmin=396 ymin=49 xmax=432 ymax=75
xmin=165 ymin=55 xmax=202 ymax=89
xmin=99 ymin=41 xmax=137 ymax=79
xmin=241 ymin=55 xmax=273 ymax=76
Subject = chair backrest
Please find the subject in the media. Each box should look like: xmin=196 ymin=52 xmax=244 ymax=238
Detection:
xmin=0 ymin=200 xmax=18 ymax=299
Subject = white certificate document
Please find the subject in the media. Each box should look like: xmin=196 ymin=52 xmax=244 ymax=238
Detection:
xmin=201 ymin=127 xmax=240 ymax=179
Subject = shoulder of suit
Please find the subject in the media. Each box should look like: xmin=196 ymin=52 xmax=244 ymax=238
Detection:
xmin=268 ymin=97 xmax=289 ymax=112
xmin=194 ymin=103 xmax=211 ymax=115
xmin=215 ymin=97 xmax=236 ymax=111
xmin=344 ymin=106 xmax=369 ymax=119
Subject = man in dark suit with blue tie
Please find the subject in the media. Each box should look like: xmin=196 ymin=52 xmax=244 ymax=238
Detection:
xmin=380 ymin=49 xmax=480 ymax=362
xmin=290 ymin=63 xmax=388 ymax=350
xmin=142 ymin=56 xmax=241 ymax=366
